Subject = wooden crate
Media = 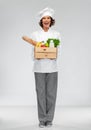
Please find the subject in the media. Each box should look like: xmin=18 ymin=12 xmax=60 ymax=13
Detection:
xmin=34 ymin=47 xmax=57 ymax=59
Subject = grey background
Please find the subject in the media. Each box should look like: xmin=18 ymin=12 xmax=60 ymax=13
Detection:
xmin=0 ymin=0 xmax=91 ymax=106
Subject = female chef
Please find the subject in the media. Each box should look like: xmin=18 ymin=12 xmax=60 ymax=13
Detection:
xmin=22 ymin=7 xmax=61 ymax=128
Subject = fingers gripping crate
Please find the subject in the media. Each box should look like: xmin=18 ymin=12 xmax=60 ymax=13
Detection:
xmin=34 ymin=47 xmax=57 ymax=59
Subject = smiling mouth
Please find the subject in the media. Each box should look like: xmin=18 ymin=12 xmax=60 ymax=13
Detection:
xmin=44 ymin=23 xmax=49 ymax=25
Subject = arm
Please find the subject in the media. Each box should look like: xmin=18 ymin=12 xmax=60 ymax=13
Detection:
xmin=22 ymin=36 xmax=41 ymax=60
xmin=22 ymin=36 xmax=37 ymax=46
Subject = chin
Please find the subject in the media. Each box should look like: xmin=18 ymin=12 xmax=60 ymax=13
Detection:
xmin=46 ymin=26 xmax=50 ymax=28
xmin=44 ymin=25 xmax=50 ymax=28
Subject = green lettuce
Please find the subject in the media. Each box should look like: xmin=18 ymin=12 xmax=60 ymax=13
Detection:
xmin=46 ymin=38 xmax=60 ymax=47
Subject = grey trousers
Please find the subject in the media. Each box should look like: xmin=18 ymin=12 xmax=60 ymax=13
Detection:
xmin=34 ymin=72 xmax=58 ymax=123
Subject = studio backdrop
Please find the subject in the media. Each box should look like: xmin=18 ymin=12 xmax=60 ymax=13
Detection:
xmin=0 ymin=0 xmax=91 ymax=106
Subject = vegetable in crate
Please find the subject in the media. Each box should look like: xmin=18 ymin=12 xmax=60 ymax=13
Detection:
xmin=47 ymin=38 xmax=60 ymax=47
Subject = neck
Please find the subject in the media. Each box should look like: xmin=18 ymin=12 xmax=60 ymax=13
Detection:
xmin=43 ymin=27 xmax=49 ymax=32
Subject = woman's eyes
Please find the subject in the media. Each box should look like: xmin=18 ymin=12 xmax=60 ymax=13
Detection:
xmin=43 ymin=17 xmax=50 ymax=20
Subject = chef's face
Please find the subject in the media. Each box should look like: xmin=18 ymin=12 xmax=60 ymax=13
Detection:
xmin=42 ymin=16 xmax=51 ymax=29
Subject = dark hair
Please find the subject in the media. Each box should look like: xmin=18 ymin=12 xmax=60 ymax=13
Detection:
xmin=39 ymin=17 xmax=55 ymax=28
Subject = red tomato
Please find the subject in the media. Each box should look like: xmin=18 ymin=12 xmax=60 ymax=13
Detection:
xmin=41 ymin=45 xmax=46 ymax=47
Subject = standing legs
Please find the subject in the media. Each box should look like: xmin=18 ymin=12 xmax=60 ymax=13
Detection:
xmin=34 ymin=72 xmax=58 ymax=123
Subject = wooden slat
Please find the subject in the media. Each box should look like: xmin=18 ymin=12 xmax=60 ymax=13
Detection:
xmin=34 ymin=47 xmax=57 ymax=53
xmin=34 ymin=52 xmax=57 ymax=59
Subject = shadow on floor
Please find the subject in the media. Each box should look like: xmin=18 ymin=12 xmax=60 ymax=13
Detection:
xmin=0 ymin=121 xmax=91 ymax=130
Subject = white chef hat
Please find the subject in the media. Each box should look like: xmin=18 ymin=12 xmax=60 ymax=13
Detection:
xmin=38 ymin=7 xmax=55 ymax=20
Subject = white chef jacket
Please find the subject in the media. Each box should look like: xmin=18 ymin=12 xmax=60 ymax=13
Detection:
xmin=30 ymin=28 xmax=61 ymax=73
